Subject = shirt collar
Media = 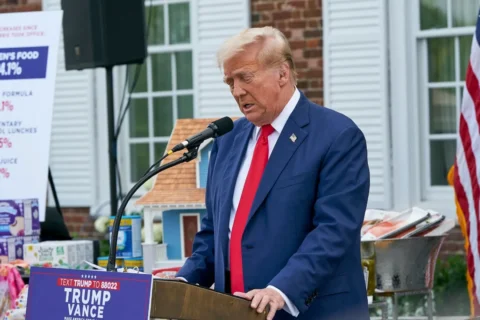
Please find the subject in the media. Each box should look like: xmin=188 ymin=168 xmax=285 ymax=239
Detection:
xmin=253 ymin=87 xmax=300 ymax=139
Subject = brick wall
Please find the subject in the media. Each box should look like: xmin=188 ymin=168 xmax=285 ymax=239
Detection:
xmin=439 ymin=226 xmax=466 ymax=259
xmin=61 ymin=208 xmax=103 ymax=240
xmin=251 ymin=0 xmax=323 ymax=105
xmin=0 ymin=0 xmax=41 ymax=13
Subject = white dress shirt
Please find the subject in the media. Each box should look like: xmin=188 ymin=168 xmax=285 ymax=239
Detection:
xmin=228 ymin=88 xmax=301 ymax=317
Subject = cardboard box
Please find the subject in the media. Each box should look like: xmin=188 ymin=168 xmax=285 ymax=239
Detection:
xmin=0 ymin=199 xmax=40 ymax=236
xmin=23 ymin=240 xmax=93 ymax=269
xmin=0 ymin=235 xmax=39 ymax=263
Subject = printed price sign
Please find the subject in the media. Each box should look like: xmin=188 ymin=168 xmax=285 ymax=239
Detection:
xmin=0 ymin=46 xmax=48 ymax=80
xmin=26 ymin=267 xmax=153 ymax=320
xmin=0 ymin=11 xmax=62 ymax=223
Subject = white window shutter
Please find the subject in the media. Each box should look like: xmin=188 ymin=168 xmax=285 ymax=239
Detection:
xmin=323 ymin=0 xmax=392 ymax=209
xmin=193 ymin=0 xmax=249 ymax=118
xmin=44 ymin=0 xmax=96 ymax=207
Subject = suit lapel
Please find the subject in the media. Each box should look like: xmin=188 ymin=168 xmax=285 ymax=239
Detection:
xmin=247 ymin=94 xmax=310 ymax=225
xmin=221 ymin=121 xmax=254 ymax=204
xmin=219 ymin=121 xmax=253 ymax=261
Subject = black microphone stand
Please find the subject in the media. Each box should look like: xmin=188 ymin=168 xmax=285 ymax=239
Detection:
xmin=106 ymin=145 xmax=200 ymax=272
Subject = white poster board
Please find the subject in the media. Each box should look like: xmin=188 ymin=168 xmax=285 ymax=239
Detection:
xmin=0 ymin=11 xmax=62 ymax=227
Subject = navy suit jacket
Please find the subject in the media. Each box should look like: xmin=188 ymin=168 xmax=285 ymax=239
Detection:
xmin=176 ymin=92 xmax=371 ymax=320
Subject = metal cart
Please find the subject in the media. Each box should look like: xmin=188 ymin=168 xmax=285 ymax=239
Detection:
xmin=372 ymin=235 xmax=446 ymax=320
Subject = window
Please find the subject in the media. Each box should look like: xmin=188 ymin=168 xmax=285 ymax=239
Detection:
xmin=417 ymin=0 xmax=480 ymax=200
xmin=127 ymin=1 xmax=194 ymax=183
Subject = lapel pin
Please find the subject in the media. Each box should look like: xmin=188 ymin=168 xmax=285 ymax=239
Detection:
xmin=290 ymin=133 xmax=297 ymax=143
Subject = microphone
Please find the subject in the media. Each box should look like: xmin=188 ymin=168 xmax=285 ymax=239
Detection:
xmin=167 ymin=116 xmax=234 ymax=154
xmin=109 ymin=117 xmax=233 ymax=272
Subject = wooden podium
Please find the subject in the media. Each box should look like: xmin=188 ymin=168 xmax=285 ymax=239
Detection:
xmin=150 ymin=279 xmax=269 ymax=320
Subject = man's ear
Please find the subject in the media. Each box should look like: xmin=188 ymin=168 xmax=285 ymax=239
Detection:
xmin=278 ymin=62 xmax=290 ymax=87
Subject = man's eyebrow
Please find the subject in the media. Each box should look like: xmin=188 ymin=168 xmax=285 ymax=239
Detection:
xmin=223 ymin=71 xmax=254 ymax=83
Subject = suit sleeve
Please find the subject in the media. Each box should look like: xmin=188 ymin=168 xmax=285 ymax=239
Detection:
xmin=268 ymin=126 xmax=370 ymax=313
xmin=175 ymin=139 xmax=219 ymax=287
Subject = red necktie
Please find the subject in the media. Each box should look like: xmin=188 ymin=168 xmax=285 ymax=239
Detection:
xmin=230 ymin=124 xmax=275 ymax=294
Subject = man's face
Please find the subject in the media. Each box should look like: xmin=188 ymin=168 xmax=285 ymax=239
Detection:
xmin=223 ymin=44 xmax=285 ymax=127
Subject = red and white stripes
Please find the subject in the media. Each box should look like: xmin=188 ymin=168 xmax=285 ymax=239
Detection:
xmin=454 ymin=14 xmax=480 ymax=315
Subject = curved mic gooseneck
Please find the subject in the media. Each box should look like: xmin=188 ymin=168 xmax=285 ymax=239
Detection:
xmin=106 ymin=146 xmax=199 ymax=272
xmin=107 ymin=116 xmax=233 ymax=272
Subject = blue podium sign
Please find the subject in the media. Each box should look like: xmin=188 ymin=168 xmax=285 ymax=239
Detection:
xmin=26 ymin=267 xmax=153 ymax=320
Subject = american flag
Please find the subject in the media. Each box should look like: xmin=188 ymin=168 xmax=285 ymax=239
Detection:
xmin=451 ymin=8 xmax=480 ymax=317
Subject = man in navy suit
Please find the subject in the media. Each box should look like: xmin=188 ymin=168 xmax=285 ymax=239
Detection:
xmin=176 ymin=26 xmax=370 ymax=320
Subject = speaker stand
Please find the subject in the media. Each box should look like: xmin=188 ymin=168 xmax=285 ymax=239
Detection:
xmin=106 ymin=66 xmax=118 ymax=216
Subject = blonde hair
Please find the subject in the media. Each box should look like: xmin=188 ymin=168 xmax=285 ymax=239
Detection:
xmin=216 ymin=26 xmax=297 ymax=84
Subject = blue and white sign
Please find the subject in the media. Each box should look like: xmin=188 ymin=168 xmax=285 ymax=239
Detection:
xmin=0 ymin=11 xmax=62 ymax=222
xmin=0 ymin=46 xmax=49 ymax=80
xmin=26 ymin=267 xmax=153 ymax=320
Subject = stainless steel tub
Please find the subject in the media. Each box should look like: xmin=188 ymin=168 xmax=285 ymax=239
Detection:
xmin=363 ymin=235 xmax=447 ymax=293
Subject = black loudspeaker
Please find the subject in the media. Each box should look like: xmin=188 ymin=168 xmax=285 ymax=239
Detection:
xmin=61 ymin=0 xmax=147 ymax=70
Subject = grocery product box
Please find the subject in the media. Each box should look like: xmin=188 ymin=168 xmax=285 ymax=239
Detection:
xmin=23 ymin=240 xmax=93 ymax=269
xmin=97 ymin=256 xmax=143 ymax=272
xmin=0 ymin=235 xmax=39 ymax=263
xmin=24 ymin=235 xmax=39 ymax=243
xmin=108 ymin=215 xmax=142 ymax=258
xmin=0 ymin=199 xmax=41 ymax=236
xmin=97 ymin=256 xmax=124 ymax=269
xmin=76 ymin=239 xmax=94 ymax=263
